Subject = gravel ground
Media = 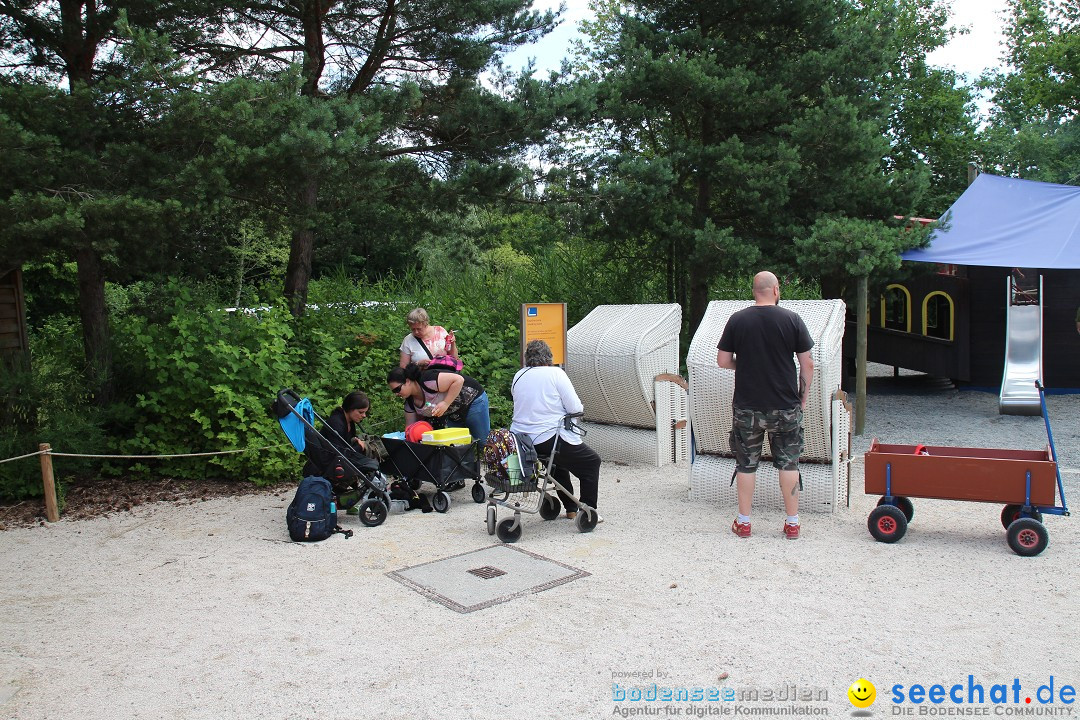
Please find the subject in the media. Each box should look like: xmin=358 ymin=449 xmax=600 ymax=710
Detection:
xmin=2 ymin=364 xmax=1078 ymax=720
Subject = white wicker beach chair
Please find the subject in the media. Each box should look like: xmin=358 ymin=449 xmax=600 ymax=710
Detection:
xmin=688 ymin=391 xmax=852 ymax=514
xmin=566 ymin=304 xmax=688 ymax=466
xmin=686 ymin=299 xmax=845 ymax=462
xmin=579 ymin=374 xmax=690 ymax=465
xmin=566 ymin=304 xmax=682 ymax=429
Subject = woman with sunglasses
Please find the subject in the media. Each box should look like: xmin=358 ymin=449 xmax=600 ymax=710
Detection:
xmin=386 ymin=363 xmax=490 ymax=442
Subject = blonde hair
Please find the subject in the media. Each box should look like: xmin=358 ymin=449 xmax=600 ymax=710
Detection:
xmin=406 ymin=307 xmax=429 ymax=325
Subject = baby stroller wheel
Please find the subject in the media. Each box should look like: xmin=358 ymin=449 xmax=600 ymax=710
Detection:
xmin=357 ymin=499 xmax=388 ymax=527
xmin=432 ymin=491 xmax=451 ymax=514
xmin=471 ymin=482 xmax=486 ymax=504
xmin=538 ymin=493 xmax=562 ymax=521
xmin=496 ymin=517 xmax=522 ymax=543
xmin=486 ymin=505 xmax=496 ymax=536
xmin=575 ymin=507 xmax=598 ymax=533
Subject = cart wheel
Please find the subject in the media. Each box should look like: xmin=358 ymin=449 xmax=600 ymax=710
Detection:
xmin=539 ymin=494 xmax=562 ymax=521
xmin=486 ymin=505 xmax=496 ymax=536
xmin=1006 ymin=518 xmax=1049 ymax=557
xmin=867 ymin=505 xmax=907 ymax=543
xmin=471 ymin=482 xmax=487 ymax=504
xmin=1000 ymin=504 xmax=1044 ymax=529
xmin=432 ymin=491 xmax=451 ymax=514
xmin=575 ymin=507 xmax=599 ymax=533
xmin=877 ymin=496 xmax=915 ymax=522
xmin=357 ymin=500 xmax=388 ymax=528
xmin=496 ymin=517 xmax=522 ymax=543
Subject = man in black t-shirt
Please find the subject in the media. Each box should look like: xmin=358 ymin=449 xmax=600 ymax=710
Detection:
xmin=716 ymin=271 xmax=814 ymax=540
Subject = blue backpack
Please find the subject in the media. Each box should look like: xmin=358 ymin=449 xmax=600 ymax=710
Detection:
xmin=286 ymin=476 xmax=352 ymax=541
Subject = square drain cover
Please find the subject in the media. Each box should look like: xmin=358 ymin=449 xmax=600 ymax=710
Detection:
xmin=387 ymin=544 xmax=589 ymax=613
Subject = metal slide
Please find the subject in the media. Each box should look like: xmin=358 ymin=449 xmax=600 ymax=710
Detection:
xmin=999 ymin=274 xmax=1043 ymax=415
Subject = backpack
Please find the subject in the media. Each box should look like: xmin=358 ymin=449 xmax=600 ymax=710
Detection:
xmin=286 ymin=476 xmax=352 ymax=541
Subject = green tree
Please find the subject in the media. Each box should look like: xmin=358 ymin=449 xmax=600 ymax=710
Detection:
xmin=980 ymin=0 xmax=1080 ymax=183
xmin=569 ymin=0 xmax=934 ymax=332
xmin=201 ymin=0 xmax=567 ymax=315
xmin=0 ymin=1 xmax=229 ymax=401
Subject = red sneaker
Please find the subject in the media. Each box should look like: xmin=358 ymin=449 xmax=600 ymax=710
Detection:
xmin=731 ymin=518 xmax=751 ymax=538
xmin=783 ymin=522 xmax=801 ymax=540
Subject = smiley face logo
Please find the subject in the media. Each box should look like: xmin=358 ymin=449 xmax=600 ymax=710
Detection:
xmin=848 ymin=678 xmax=876 ymax=708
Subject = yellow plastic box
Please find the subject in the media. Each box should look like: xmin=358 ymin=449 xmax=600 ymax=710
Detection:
xmin=420 ymin=427 xmax=473 ymax=446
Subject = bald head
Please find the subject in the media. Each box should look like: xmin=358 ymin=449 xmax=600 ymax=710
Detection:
xmin=752 ymin=271 xmax=780 ymax=304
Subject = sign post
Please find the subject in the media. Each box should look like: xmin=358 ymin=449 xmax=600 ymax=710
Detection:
xmin=521 ymin=303 xmax=568 ymax=366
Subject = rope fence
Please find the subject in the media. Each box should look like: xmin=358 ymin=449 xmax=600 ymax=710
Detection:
xmin=1 ymin=441 xmax=292 ymax=523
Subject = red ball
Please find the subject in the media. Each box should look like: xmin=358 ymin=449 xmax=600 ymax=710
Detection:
xmin=406 ymin=421 xmax=433 ymax=443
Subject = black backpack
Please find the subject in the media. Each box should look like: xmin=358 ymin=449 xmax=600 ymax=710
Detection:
xmin=286 ymin=476 xmax=352 ymax=541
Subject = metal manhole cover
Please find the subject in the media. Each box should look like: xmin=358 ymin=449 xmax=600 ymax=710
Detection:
xmin=387 ymin=544 xmax=590 ymax=613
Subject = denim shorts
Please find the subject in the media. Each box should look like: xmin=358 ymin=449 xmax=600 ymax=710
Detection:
xmin=729 ymin=405 xmax=804 ymax=473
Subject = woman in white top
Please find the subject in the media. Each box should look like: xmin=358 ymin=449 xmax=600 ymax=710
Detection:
xmin=510 ymin=340 xmax=601 ymax=521
xmin=398 ymin=307 xmax=458 ymax=368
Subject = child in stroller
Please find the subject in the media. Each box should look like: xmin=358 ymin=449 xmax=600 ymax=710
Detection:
xmin=274 ymin=389 xmax=394 ymax=527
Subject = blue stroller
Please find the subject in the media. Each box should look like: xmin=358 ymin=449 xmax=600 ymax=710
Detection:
xmin=274 ymin=389 xmax=394 ymax=527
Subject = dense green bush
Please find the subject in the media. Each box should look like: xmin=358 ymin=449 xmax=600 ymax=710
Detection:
xmin=2 ymin=253 xmax=821 ymax=498
xmin=0 ymin=316 xmax=107 ymax=499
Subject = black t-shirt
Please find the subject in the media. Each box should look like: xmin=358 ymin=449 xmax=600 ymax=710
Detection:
xmin=717 ymin=305 xmax=814 ymax=411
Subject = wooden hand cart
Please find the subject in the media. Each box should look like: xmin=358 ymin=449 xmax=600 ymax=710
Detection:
xmin=864 ymin=381 xmax=1069 ymax=556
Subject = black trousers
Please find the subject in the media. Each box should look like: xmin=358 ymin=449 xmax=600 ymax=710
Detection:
xmin=532 ymin=436 xmax=601 ymax=511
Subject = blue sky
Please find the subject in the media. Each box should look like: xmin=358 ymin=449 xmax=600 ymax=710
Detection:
xmin=502 ymin=0 xmax=1012 ymax=79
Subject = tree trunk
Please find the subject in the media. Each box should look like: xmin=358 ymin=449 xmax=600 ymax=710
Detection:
xmin=855 ymin=275 xmax=868 ymax=436
xmin=283 ymin=177 xmax=319 ymax=316
xmin=75 ymin=244 xmax=112 ymax=404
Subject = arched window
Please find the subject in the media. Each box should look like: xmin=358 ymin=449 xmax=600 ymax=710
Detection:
xmin=923 ymin=291 xmax=954 ymax=341
xmin=880 ymin=285 xmax=911 ymax=332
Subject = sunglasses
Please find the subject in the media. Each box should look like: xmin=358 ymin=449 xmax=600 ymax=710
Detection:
xmin=390 ymin=384 xmax=404 ymax=394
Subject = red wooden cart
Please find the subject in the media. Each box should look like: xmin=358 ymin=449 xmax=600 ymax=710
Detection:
xmin=864 ymin=382 xmax=1069 ymax=556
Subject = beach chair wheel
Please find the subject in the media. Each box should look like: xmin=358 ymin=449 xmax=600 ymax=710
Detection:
xmin=1006 ymin=518 xmax=1048 ymax=557
xmin=868 ymin=505 xmax=907 ymax=543
xmin=471 ymin=483 xmax=487 ymax=504
xmin=1000 ymin=504 xmax=1043 ymax=529
xmin=357 ymin=500 xmax=388 ymax=528
xmin=486 ymin=505 xmax=496 ymax=535
xmin=575 ymin=507 xmax=598 ymax=533
xmin=539 ymin=493 xmax=562 ymax=520
xmin=496 ymin=517 xmax=522 ymax=543
xmin=432 ymin=491 xmax=451 ymax=514
xmin=877 ymin=496 xmax=915 ymax=522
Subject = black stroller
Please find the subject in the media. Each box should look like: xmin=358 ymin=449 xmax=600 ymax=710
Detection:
xmin=274 ymin=389 xmax=394 ymax=527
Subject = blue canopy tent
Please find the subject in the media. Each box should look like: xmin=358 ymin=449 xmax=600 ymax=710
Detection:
xmin=887 ymin=173 xmax=1080 ymax=407
xmin=903 ymin=174 xmax=1080 ymax=268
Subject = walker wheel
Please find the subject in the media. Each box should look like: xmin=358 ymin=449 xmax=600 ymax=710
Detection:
xmin=539 ymin=493 xmax=562 ymax=521
xmin=575 ymin=507 xmax=599 ymax=533
xmin=1006 ymin=518 xmax=1048 ymax=557
xmin=496 ymin=517 xmax=522 ymax=543
xmin=868 ymin=505 xmax=907 ymax=543
xmin=357 ymin=500 xmax=388 ymax=528
xmin=471 ymin=482 xmax=486 ymax=504
xmin=486 ymin=505 xmax=496 ymax=536
xmin=877 ymin=496 xmax=915 ymax=522
xmin=432 ymin=491 xmax=451 ymax=514
xmin=1000 ymin=504 xmax=1044 ymax=529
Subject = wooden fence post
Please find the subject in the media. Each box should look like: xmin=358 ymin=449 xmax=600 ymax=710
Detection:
xmin=39 ymin=443 xmax=59 ymax=522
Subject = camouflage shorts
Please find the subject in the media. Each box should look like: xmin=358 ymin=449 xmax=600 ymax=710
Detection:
xmin=729 ymin=405 xmax=804 ymax=473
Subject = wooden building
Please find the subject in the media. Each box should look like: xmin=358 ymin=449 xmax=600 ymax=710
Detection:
xmin=0 ymin=267 xmax=28 ymax=358
xmin=843 ymin=265 xmax=1080 ymax=387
